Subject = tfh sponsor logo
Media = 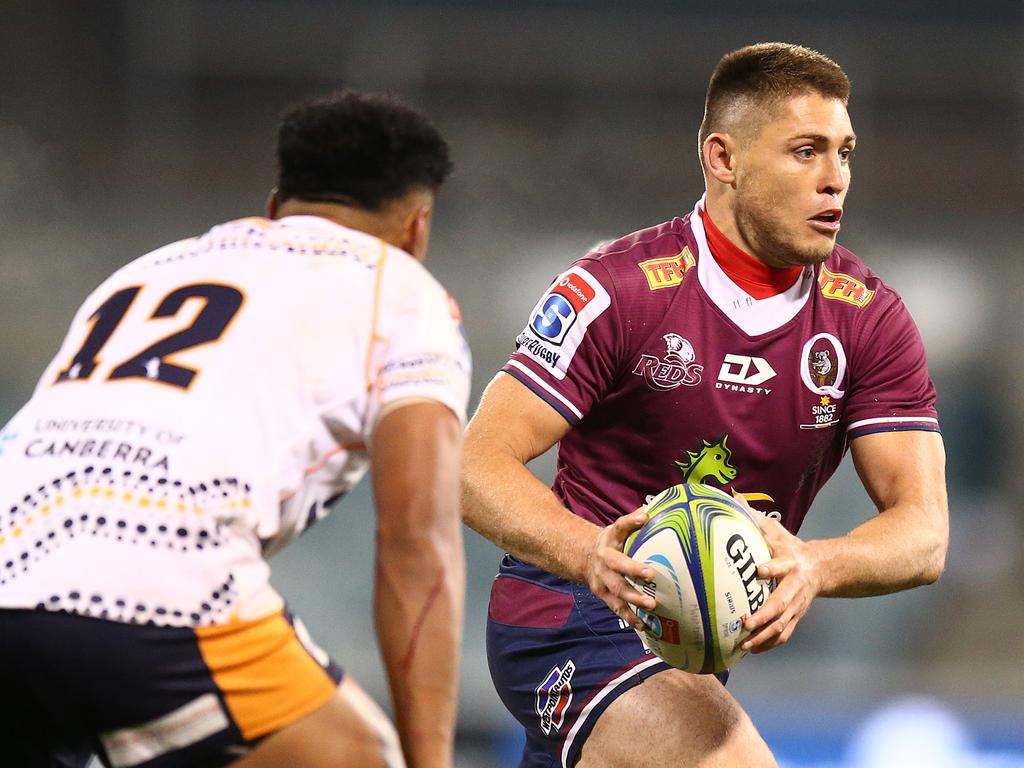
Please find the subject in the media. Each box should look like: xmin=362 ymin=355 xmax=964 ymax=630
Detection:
xmin=716 ymin=354 xmax=775 ymax=395
xmin=536 ymin=660 xmax=576 ymax=735
xmin=638 ymin=247 xmax=696 ymax=290
xmin=633 ymin=333 xmax=703 ymax=390
xmin=818 ymin=266 xmax=875 ymax=308
xmin=530 ymin=272 xmax=596 ymax=345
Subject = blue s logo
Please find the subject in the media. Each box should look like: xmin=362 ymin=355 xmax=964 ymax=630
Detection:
xmin=531 ymin=295 xmax=575 ymax=343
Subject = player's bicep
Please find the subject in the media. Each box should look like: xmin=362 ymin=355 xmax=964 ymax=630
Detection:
xmin=465 ymin=372 xmax=572 ymax=467
xmin=850 ymin=430 xmax=948 ymax=517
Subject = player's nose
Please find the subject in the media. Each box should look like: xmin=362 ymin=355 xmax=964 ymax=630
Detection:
xmin=819 ymin=152 xmax=847 ymax=196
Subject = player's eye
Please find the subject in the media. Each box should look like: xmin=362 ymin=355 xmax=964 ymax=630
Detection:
xmin=839 ymin=148 xmax=854 ymax=163
xmin=796 ymin=148 xmax=815 ymax=159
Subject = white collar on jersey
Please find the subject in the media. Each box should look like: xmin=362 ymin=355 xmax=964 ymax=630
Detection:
xmin=690 ymin=196 xmax=815 ymax=337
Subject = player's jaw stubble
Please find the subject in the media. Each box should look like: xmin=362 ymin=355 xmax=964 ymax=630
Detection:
xmin=733 ymin=189 xmax=837 ymax=269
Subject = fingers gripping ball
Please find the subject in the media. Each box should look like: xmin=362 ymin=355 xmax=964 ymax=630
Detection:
xmin=624 ymin=484 xmax=775 ymax=673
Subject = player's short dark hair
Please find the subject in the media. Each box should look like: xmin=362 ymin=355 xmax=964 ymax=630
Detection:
xmin=698 ymin=43 xmax=850 ymax=153
xmin=276 ymin=90 xmax=453 ymax=211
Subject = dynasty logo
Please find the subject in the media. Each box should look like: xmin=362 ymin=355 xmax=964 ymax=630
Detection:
xmin=716 ymin=354 xmax=776 ymax=395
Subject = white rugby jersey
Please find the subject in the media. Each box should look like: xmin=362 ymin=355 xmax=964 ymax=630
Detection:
xmin=0 ymin=215 xmax=471 ymax=627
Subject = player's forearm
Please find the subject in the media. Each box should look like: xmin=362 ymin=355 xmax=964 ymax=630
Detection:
xmin=461 ymin=444 xmax=601 ymax=583
xmin=375 ymin=532 xmax=464 ymax=768
xmin=806 ymin=500 xmax=947 ymax=598
xmin=370 ymin=402 xmax=465 ymax=767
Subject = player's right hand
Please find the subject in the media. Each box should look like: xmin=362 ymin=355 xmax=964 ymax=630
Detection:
xmin=584 ymin=510 xmax=657 ymax=631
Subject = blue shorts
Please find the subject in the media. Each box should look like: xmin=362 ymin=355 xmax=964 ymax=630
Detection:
xmin=487 ymin=555 xmax=676 ymax=768
xmin=0 ymin=608 xmax=343 ymax=767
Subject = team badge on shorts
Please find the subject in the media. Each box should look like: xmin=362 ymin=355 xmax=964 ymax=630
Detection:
xmin=535 ymin=660 xmax=576 ymax=735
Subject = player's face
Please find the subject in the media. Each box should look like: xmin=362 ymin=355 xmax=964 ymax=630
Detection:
xmin=733 ymin=93 xmax=855 ymax=268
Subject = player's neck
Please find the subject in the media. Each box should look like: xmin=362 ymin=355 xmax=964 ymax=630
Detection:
xmin=275 ymin=199 xmax=394 ymax=240
xmin=699 ymin=204 xmax=802 ymax=300
xmin=272 ymin=195 xmax=428 ymax=259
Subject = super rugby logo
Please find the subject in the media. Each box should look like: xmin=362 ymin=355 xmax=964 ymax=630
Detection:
xmin=633 ymin=333 xmax=703 ymax=390
xmin=519 ymin=266 xmax=611 ymax=381
xmin=535 ymin=660 xmax=576 ymax=735
xmin=531 ymin=272 xmax=596 ymax=345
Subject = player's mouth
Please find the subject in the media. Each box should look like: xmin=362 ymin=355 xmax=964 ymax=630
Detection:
xmin=808 ymin=209 xmax=843 ymax=234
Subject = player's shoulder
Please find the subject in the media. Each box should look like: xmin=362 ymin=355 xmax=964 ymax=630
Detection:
xmin=577 ymin=215 xmax=695 ymax=294
xmin=817 ymin=244 xmax=904 ymax=317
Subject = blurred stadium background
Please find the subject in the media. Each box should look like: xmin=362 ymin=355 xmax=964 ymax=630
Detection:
xmin=2 ymin=2 xmax=1022 ymax=765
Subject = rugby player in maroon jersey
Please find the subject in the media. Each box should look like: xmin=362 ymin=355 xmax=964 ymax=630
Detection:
xmin=463 ymin=43 xmax=948 ymax=767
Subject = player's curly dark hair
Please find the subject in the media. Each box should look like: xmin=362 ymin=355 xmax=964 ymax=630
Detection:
xmin=276 ymin=90 xmax=453 ymax=211
xmin=699 ymin=43 xmax=850 ymax=155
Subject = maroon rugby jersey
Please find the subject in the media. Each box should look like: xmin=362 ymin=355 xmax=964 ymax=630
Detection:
xmin=503 ymin=198 xmax=939 ymax=534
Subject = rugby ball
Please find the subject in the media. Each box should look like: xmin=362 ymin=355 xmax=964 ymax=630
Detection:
xmin=624 ymin=483 xmax=774 ymax=674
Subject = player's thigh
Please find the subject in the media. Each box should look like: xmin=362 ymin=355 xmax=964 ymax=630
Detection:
xmin=236 ymin=676 xmax=403 ymax=768
xmin=577 ymin=668 xmax=777 ymax=768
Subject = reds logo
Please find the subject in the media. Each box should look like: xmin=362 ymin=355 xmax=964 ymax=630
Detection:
xmin=632 ymin=333 xmax=703 ymax=391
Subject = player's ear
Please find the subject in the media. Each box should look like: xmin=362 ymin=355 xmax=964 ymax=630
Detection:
xmin=401 ymin=195 xmax=434 ymax=262
xmin=703 ymin=133 xmax=737 ymax=186
xmin=266 ymin=189 xmax=281 ymax=219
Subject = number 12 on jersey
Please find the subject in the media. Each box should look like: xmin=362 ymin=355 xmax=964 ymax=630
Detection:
xmin=55 ymin=282 xmax=244 ymax=391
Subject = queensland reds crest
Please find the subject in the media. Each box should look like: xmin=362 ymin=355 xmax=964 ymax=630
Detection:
xmin=799 ymin=333 xmax=846 ymax=430
xmin=632 ymin=333 xmax=704 ymax=390
xmin=800 ymin=333 xmax=846 ymax=398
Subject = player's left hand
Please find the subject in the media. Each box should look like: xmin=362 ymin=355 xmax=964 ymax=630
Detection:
xmin=740 ymin=513 xmax=822 ymax=654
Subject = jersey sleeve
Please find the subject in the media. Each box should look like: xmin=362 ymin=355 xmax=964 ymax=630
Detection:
xmin=844 ymin=297 xmax=940 ymax=440
xmin=365 ymin=258 xmax=472 ymax=434
xmin=502 ymin=259 xmax=619 ymax=424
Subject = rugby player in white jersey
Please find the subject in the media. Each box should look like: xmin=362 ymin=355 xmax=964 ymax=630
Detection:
xmin=0 ymin=91 xmax=470 ymax=768
xmin=463 ymin=44 xmax=948 ymax=767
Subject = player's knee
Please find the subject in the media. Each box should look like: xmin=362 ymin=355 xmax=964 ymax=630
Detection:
xmin=318 ymin=684 xmax=404 ymax=768
xmin=238 ymin=680 xmax=405 ymax=768
xmin=700 ymin=712 xmax=777 ymax=768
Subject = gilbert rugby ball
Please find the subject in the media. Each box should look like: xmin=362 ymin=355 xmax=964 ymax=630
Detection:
xmin=624 ymin=483 xmax=774 ymax=674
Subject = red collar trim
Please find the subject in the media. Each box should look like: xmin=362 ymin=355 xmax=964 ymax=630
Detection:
xmin=700 ymin=207 xmax=802 ymax=299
